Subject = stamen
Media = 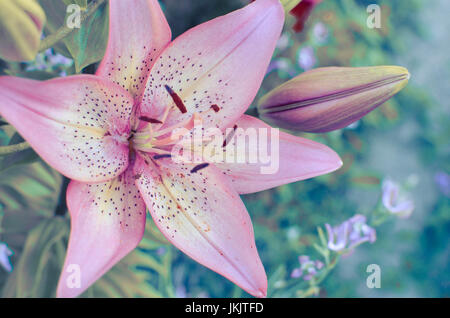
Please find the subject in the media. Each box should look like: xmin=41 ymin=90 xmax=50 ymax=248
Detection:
xmin=165 ymin=85 xmax=187 ymax=114
xmin=190 ymin=163 xmax=209 ymax=173
xmin=159 ymin=105 xmax=172 ymax=125
xmin=139 ymin=116 xmax=163 ymax=124
xmin=222 ymin=125 xmax=238 ymax=147
xmin=153 ymin=154 xmax=172 ymax=160
xmin=210 ymin=104 xmax=220 ymax=112
xmin=152 ymin=115 xmax=194 ymax=138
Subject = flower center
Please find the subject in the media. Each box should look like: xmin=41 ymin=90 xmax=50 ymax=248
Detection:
xmin=129 ymin=85 xmax=220 ymax=162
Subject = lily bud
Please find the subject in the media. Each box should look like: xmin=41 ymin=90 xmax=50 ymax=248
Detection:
xmin=0 ymin=0 xmax=46 ymax=61
xmin=258 ymin=66 xmax=410 ymax=133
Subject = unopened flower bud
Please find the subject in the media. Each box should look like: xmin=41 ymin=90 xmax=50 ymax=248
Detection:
xmin=258 ymin=66 xmax=410 ymax=133
xmin=0 ymin=0 xmax=46 ymax=61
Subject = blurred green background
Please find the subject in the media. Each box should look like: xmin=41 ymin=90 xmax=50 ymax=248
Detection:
xmin=0 ymin=0 xmax=449 ymax=298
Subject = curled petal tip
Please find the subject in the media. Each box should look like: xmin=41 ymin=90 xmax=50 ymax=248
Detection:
xmin=258 ymin=66 xmax=410 ymax=133
xmin=254 ymin=289 xmax=267 ymax=298
xmin=324 ymin=148 xmax=343 ymax=174
xmin=335 ymin=156 xmax=344 ymax=170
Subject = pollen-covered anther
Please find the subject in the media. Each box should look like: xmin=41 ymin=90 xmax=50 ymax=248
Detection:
xmin=222 ymin=125 xmax=238 ymax=147
xmin=164 ymin=85 xmax=187 ymax=114
xmin=153 ymin=154 xmax=172 ymax=160
xmin=210 ymin=104 xmax=220 ymax=113
xmin=139 ymin=116 xmax=163 ymax=124
xmin=190 ymin=163 xmax=209 ymax=173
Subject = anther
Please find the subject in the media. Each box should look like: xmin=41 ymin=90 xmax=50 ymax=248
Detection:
xmin=210 ymin=104 xmax=220 ymax=112
xmin=153 ymin=154 xmax=172 ymax=160
xmin=165 ymin=85 xmax=187 ymax=114
xmin=222 ymin=125 xmax=238 ymax=147
xmin=190 ymin=163 xmax=209 ymax=173
xmin=139 ymin=116 xmax=163 ymax=124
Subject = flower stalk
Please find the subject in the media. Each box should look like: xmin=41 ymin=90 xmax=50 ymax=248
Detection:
xmin=0 ymin=141 xmax=30 ymax=155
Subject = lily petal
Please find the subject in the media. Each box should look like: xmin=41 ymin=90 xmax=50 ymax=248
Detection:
xmin=57 ymin=168 xmax=146 ymax=298
xmin=96 ymin=0 xmax=171 ymax=98
xmin=217 ymin=115 xmax=342 ymax=194
xmin=0 ymin=75 xmax=133 ymax=182
xmin=134 ymin=155 xmax=267 ymax=297
xmin=140 ymin=0 xmax=284 ymax=130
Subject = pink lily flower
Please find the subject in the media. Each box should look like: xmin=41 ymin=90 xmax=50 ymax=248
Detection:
xmin=0 ymin=0 xmax=342 ymax=297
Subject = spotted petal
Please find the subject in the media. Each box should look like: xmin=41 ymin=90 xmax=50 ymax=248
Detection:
xmin=134 ymin=155 xmax=267 ymax=297
xmin=0 ymin=75 xmax=133 ymax=182
xmin=140 ymin=0 xmax=284 ymax=130
xmin=96 ymin=0 xmax=171 ymax=98
xmin=217 ymin=115 xmax=343 ymax=194
xmin=57 ymin=167 xmax=146 ymax=298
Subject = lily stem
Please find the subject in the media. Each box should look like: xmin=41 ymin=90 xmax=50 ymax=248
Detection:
xmin=38 ymin=0 xmax=107 ymax=52
xmin=0 ymin=141 xmax=30 ymax=155
xmin=54 ymin=177 xmax=71 ymax=216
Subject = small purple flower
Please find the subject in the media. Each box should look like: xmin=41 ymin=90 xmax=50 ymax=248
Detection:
xmin=175 ymin=285 xmax=187 ymax=298
xmin=0 ymin=242 xmax=13 ymax=272
xmin=291 ymin=255 xmax=324 ymax=281
xmin=325 ymin=215 xmax=376 ymax=254
xmin=297 ymin=46 xmax=316 ymax=70
xmin=435 ymin=172 xmax=450 ymax=197
xmin=156 ymin=247 xmax=167 ymax=256
xmin=25 ymin=48 xmax=73 ymax=72
xmin=382 ymin=178 xmax=415 ymax=218
xmin=47 ymin=50 xmax=73 ymax=67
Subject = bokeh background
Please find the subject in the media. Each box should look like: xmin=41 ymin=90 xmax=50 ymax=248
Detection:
xmin=0 ymin=0 xmax=449 ymax=297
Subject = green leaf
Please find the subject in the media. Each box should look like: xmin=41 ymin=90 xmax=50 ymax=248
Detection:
xmin=13 ymin=70 xmax=60 ymax=80
xmin=63 ymin=0 xmax=88 ymax=10
xmin=0 ymin=160 xmax=63 ymax=291
xmin=39 ymin=0 xmax=72 ymax=57
xmin=0 ymin=133 xmax=39 ymax=172
xmin=280 ymin=0 xmax=301 ymax=12
xmin=317 ymin=226 xmax=327 ymax=248
xmin=1 ymin=218 xmax=68 ymax=297
xmin=40 ymin=0 xmax=109 ymax=72
xmin=66 ymin=2 xmax=108 ymax=72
